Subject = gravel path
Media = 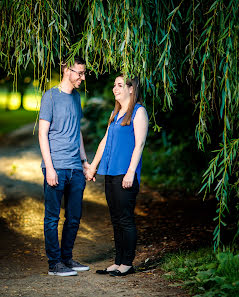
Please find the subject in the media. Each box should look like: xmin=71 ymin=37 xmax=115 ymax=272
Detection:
xmin=0 ymin=125 xmax=189 ymax=297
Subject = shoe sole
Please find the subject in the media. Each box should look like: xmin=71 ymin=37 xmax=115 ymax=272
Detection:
xmin=109 ymin=269 xmax=135 ymax=277
xmin=72 ymin=267 xmax=90 ymax=272
xmin=48 ymin=271 xmax=78 ymax=276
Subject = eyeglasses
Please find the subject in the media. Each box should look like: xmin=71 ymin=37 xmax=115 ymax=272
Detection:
xmin=69 ymin=68 xmax=87 ymax=77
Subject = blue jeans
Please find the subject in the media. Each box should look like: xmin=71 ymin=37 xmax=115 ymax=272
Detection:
xmin=42 ymin=168 xmax=86 ymax=269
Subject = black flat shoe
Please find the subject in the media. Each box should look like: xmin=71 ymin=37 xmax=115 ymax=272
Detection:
xmin=96 ymin=268 xmax=113 ymax=275
xmin=109 ymin=266 xmax=135 ymax=277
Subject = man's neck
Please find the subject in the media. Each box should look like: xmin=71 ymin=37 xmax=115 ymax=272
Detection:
xmin=59 ymin=78 xmax=74 ymax=94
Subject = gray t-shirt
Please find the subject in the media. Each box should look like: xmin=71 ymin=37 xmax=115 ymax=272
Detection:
xmin=39 ymin=87 xmax=83 ymax=170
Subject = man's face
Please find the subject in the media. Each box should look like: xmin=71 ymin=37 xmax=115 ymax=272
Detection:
xmin=68 ymin=63 xmax=86 ymax=89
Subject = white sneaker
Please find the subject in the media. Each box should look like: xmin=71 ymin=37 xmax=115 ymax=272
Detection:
xmin=64 ymin=259 xmax=90 ymax=271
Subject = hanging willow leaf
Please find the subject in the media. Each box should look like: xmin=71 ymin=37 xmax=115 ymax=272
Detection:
xmin=0 ymin=0 xmax=239 ymax=250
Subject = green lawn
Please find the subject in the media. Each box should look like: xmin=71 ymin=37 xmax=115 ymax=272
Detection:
xmin=0 ymin=109 xmax=38 ymax=136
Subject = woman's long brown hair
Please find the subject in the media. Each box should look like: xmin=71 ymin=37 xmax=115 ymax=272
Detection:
xmin=108 ymin=75 xmax=143 ymax=126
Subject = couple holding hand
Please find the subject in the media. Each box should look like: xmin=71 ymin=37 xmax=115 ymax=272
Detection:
xmin=39 ymin=56 xmax=148 ymax=277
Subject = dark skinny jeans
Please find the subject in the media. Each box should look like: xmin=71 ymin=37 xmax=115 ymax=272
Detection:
xmin=105 ymin=174 xmax=139 ymax=266
xmin=42 ymin=168 xmax=86 ymax=269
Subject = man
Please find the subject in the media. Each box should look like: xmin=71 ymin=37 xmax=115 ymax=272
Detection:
xmin=39 ymin=56 xmax=90 ymax=276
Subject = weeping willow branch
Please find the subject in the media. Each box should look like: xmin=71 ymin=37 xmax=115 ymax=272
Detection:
xmin=200 ymin=139 xmax=239 ymax=250
xmin=0 ymin=0 xmax=72 ymax=87
xmin=1 ymin=0 xmax=239 ymax=249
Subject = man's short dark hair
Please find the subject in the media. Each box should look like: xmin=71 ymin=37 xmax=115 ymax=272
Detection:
xmin=61 ymin=56 xmax=86 ymax=73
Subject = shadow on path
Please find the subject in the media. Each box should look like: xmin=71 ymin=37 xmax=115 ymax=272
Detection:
xmin=0 ymin=127 xmax=190 ymax=297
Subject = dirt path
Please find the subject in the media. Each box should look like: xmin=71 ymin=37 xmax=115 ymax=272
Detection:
xmin=0 ymin=127 xmax=191 ymax=297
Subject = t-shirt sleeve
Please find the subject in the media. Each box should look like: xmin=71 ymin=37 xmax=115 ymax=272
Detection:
xmin=39 ymin=91 xmax=53 ymax=123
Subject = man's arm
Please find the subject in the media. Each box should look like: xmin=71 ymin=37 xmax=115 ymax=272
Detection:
xmin=80 ymin=130 xmax=91 ymax=175
xmin=39 ymin=119 xmax=58 ymax=186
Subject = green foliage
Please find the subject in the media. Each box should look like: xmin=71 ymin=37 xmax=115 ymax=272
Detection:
xmin=0 ymin=0 xmax=76 ymax=90
xmin=200 ymin=139 xmax=239 ymax=250
xmin=141 ymin=89 xmax=208 ymax=191
xmin=81 ymin=73 xmax=115 ymax=149
xmin=82 ymin=99 xmax=113 ymax=148
xmin=1 ymin=0 xmax=239 ymax=248
xmin=161 ymin=248 xmax=216 ymax=281
xmin=141 ymin=144 xmax=203 ymax=191
xmin=162 ymin=249 xmax=239 ymax=297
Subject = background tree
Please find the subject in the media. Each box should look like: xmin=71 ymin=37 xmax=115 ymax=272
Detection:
xmin=0 ymin=0 xmax=238 ymax=249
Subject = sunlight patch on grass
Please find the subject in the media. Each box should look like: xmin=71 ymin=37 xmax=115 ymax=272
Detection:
xmin=0 ymin=109 xmax=37 ymax=135
xmin=0 ymin=92 xmax=21 ymax=110
xmin=23 ymin=93 xmax=41 ymax=111
xmin=0 ymin=91 xmax=41 ymax=111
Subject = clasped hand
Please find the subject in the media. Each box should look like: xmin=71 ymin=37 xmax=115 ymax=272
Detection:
xmin=83 ymin=163 xmax=97 ymax=182
xmin=83 ymin=163 xmax=135 ymax=187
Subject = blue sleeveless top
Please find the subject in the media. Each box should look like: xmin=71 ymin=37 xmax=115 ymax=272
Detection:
xmin=97 ymin=103 xmax=145 ymax=184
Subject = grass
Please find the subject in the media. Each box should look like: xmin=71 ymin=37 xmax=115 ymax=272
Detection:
xmin=0 ymin=109 xmax=38 ymax=136
xmin=160 ymin=247 xmax=239 ymax=296
xmin=161 ymin=248 xmax=216 ymax=281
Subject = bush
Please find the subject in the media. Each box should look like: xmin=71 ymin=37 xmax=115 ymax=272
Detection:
xmin=161 ymin=249 xmax=239 ymax=297
xmin=82 ymin=97 xmax=113 ymax=149
xmin=141 ymin=142 xmax=205 ymax=192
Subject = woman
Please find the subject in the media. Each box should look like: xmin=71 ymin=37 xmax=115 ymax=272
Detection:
xmin=87 ymin=75 xmax=148 ymax=276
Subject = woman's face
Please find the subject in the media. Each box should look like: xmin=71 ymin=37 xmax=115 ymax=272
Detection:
xmin=113 ymin=76 xmax=132 ymax=103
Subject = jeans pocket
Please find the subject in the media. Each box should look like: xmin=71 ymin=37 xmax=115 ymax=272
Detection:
xmin=44 ymin=169 xmax=66 ymax=191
